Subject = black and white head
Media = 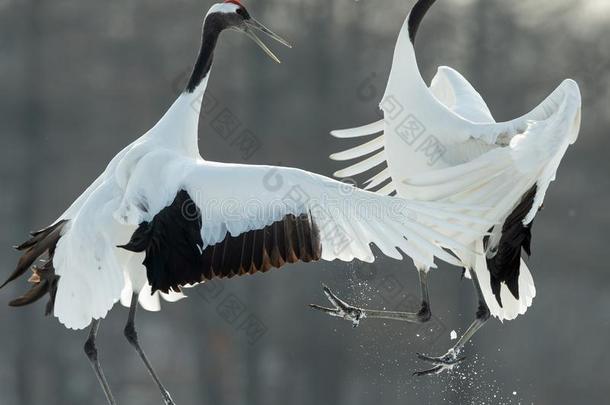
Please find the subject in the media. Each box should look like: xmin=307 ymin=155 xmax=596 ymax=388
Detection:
xmin=205 ymin=0 xmax=291 ymax=63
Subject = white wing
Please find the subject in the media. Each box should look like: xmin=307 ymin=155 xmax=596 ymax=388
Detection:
xmin=332 ymin=50 xmax=580 ymax=239
xmin=50 ymin=152 xmax=490 ymax=330
xmin=429 ymin=66 xmax=495 ymax=125
xmin=334 ymin=78 xmax=580 ymax=321
xmin=115 ymin=155 xmax=490 ymax=268
xmin=330 ymin=65 xmax=498 ymax=186
xmin=428 ymin=66 xmax=499 ymax=165
xmin=51 ymin=141 xmax=151 ymax=329
xmin=330 ymin=9 xmax=581 ymax=321
xmin=188 ymin=162 xmax=488 ymax=263
xmin=52 ymin=180 xmax=129 ymax=329
xmin=401 ymin=79 xmax=582 ymax=229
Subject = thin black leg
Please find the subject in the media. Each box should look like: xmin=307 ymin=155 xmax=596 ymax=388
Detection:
xmin=310 ymin=269 xmax=432 ymax=327
xmin=124 ymin=293 xmax=176 ymax=405
xmin=414 ymin=269 xmax=491 ymax=376
xmin=84 ymin=319 xmax=117 ymax=405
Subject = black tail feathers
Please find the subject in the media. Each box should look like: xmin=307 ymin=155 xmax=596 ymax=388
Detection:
xmin=2 ymin=219 xmax=67 ymax=315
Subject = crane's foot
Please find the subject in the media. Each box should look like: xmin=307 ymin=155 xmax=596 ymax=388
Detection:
xmin=413 ymin=349 xmax=466 ymax=377
xmin=309 ymin=284 xmax=365 ymax=328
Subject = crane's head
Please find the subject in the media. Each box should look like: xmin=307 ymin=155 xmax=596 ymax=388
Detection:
xmin=206 ymin=0 xmax=291 ymax=63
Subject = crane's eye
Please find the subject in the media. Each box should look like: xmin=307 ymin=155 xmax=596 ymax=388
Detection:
xmin=235 ymin=7 xmax=249 ymax=19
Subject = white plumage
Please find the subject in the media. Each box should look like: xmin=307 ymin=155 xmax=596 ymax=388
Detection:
xmin=5 ymin=7 xmax=493 ymax=330
xmin=331 ymin=1 xmax=581 ymax=322
xmin=0 ymin=0 xmax=498 ymax=398
xmin=50 ymin=85 xmax=484 ymax=329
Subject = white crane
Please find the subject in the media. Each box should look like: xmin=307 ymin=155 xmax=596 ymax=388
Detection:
xmin=1 ymin=1 xmax=489 ymax=403
xmin=313 ymin=0 xmax=581 ymax=376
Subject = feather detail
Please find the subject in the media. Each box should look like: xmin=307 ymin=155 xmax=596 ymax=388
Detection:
xmin=363 ymin=168 xmax=391 ymax=190
xmin=330 ymin=136 xmax=384 ymax=161
xmin=375 ymin=183 xmax=396 ymax=196
xmin=330 ymin=120 xmax=384 ymax=138
xmin=2 ymin=220 xmax=67 ymax=315
xmin=334 ymin=151 xmax=386 ymax=178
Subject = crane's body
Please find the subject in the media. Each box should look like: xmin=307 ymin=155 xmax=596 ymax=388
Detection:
xmin=321 ymin=0 xmax=581 ymax=375
xmin=4 ymin=73 xmax=482 ymax=330
xmin=1 ymin=1 xmax=490 ymax=401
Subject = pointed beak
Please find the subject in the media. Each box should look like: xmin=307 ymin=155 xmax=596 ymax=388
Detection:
xmin=241 ymin=18 xmax=292 ymax=63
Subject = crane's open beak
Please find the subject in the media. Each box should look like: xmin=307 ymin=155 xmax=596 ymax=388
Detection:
xmin=240 ymin=18 xmax=292 ymax=63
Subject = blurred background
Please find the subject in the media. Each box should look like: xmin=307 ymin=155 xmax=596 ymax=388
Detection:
xmin=1 ymin=0 xmax=609 ymax=404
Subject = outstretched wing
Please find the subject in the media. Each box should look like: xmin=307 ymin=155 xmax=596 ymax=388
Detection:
xmin=331 ymin=48 xmax=580 ymax=315
xmin=330 ymin=0 xmax=580 ymax=321
xmin=333 ymin=66 xmax=580 ymax=225
xmin=401 ymin=79 xmax=581 ymax=227
xmin=117 ymin=160 xmax=490 ymax=294
xmin=401 ymin=79 xmax=581 ymax=316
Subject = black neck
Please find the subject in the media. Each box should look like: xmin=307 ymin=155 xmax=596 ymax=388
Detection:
xmin=408 ymin=0 xmax=437 ymax=44
xmin=185 ymin=16 xmax=223 ymax=93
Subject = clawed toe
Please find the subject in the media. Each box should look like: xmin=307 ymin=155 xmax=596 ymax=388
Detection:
xmin=413 ymin=349 xmax=466 ymax=376
xmin=416 ymin=351 xmax=466 ymax=366
xmin=309 ymin=284 xmax=365 ymax=327
xmin=412 ymin=365 xmax=444 ymax=377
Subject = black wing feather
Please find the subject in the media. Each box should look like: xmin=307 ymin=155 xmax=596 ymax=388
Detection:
xmin=485 ymin=185 xmax=538 ymax=307
xmin=120 ymin=190 xmax=323 ymax=294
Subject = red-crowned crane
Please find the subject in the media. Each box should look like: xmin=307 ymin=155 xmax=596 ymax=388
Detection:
xmin=0 ymin=1 xmax=490 ymax=402
xmin=313 ymin=0 xmax=581 ymax=376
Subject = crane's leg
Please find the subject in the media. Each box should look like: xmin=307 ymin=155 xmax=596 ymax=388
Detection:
xmin=124 ymin=293 xmax=176 ymax=405
xmin=310 ymin=269 xmax=432 ymax=327
xmin=413 ymin=269 xmax=490 ymax=376
xmin=84 ymin=319 xmax=117 ymax=405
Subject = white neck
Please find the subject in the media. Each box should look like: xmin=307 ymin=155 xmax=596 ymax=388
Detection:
xmin=383 ymin=12 xmax=429 ymax=101
xmin=147 ymin=73 xmax=210 ymax=157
